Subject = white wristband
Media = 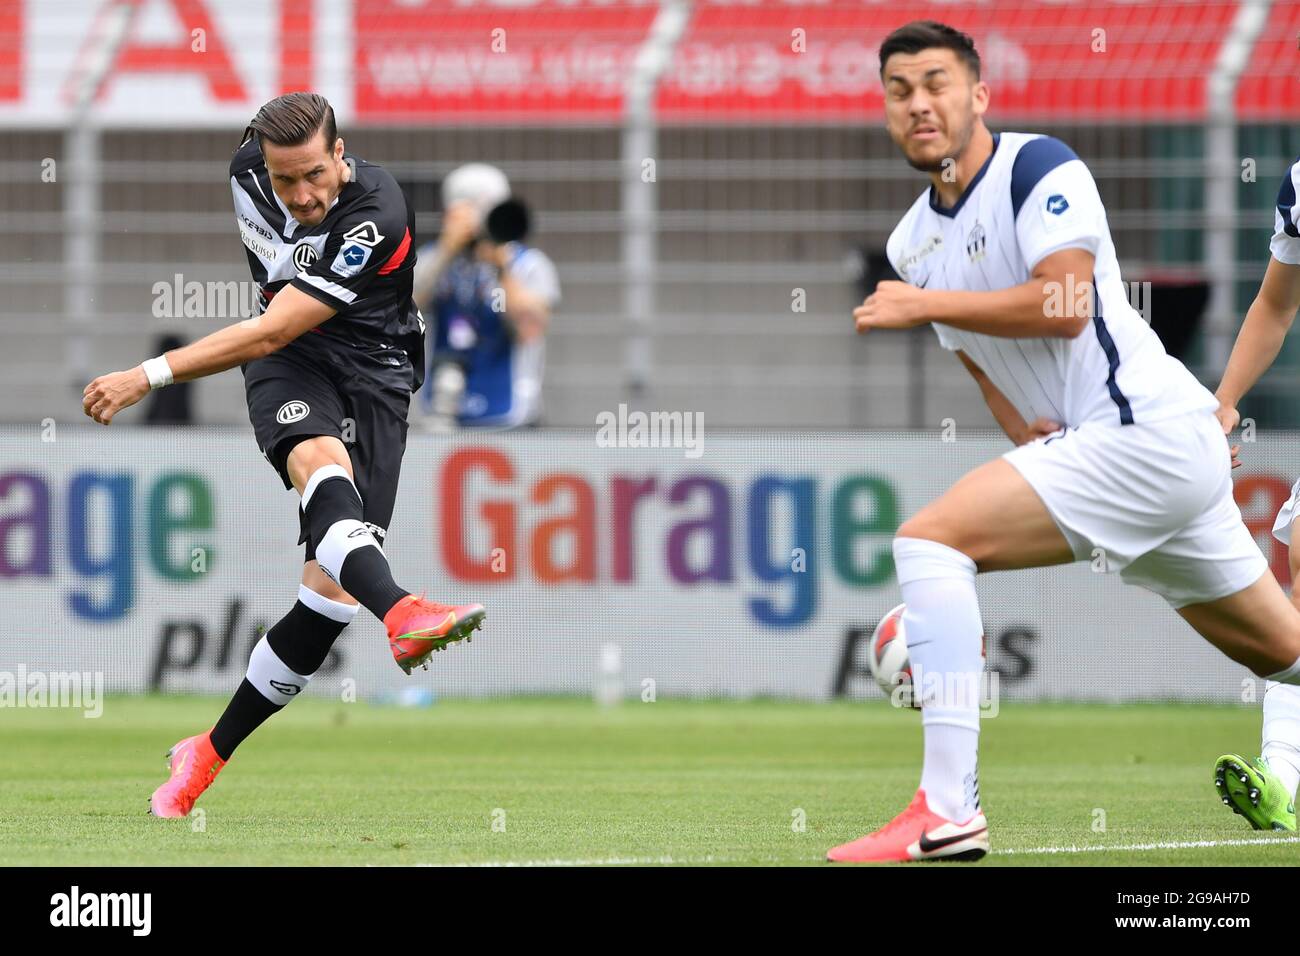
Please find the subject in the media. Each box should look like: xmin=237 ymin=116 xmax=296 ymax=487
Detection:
xmin=142 ymin=355 xmax=174 ymax=389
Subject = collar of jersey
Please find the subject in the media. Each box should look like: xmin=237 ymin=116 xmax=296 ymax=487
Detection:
xmin=927 ymin=131 xmax=1000 ymax=219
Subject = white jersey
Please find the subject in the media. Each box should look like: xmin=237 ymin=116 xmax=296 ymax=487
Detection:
xmin=1267 ymin=159 xmax=1300 ymax=544
xmin=1272 ymin=155 xmax=1300 ymax=265
xmin=886 ymin=131 xmax=1217 ymax=428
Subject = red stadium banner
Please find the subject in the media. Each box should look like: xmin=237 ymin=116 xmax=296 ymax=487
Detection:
xmin=0 ymin=0 xmax=1290 ymax=125
xmin=657 ymin=1 xmax=1241 ymax=122
xmin=354 ymin=0 xmax=659 ymax=123
xmin=0 ymin=0 xmax=290 ymax=127
xmin=352 ymin=0 xmax=1283 ymax=124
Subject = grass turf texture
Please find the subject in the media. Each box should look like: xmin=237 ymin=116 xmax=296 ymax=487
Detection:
xmin=2 ymin=696 xmax=1297 ymax=866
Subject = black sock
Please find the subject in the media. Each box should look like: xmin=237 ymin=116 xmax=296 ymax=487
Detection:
xmin=339 ymin=548 xmax=409 ymax=620
xmin=209 ymin=600 xmax=349 ymax=760
xmin=305 ymin=476 xmax=409 ymax=619
xmin=265 ymin=599 xmax=347 ymax=674
xmin=209 ymin=679 xmax=279 ymax=762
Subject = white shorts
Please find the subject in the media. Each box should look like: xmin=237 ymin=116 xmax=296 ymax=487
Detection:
xmin=1273 ymin=479 xmax=1300 ymax=545
xmin=1003 ymin=410 xmax=1268 ymax=608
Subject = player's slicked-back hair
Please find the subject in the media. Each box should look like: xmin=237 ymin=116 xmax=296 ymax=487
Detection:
xmin=242 ymin=91 xmax=337 ymax=153
xmin=879 ymin=20 xmax=981 ymax=81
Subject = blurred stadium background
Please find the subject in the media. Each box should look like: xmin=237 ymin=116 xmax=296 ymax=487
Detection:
xmin=2 ymin=0 xmax=1299 ymax=706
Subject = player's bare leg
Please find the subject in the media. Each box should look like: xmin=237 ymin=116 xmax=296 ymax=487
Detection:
xmin=828 ymin=458 xmax=1072 ymax=862
xmin=1177 ymin=572 xmax=1300 ymax=680
xmin=302 ymin=559 xmax=355 ymax=607
xmin=895 ymin=457 xmax=1076 ymax=572
xmin=286 ymin=436 xmax=485 ymax=673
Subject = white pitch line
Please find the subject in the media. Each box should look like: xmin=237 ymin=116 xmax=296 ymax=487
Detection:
xmin=398 ymin=837 xmax=1300 ymax=867
xmin=996 ymin=835 xmax=1300 ymax=856
xmin=425 ymin=855 xmax=768 ymax=867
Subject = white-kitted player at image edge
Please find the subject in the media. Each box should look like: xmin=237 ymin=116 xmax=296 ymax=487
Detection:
xmin=1210 ymin=150 xmax=1300 ymax=832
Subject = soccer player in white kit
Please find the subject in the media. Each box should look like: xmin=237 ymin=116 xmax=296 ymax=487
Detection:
xmin=1209 ymin=153 xmax=1300 ymax=833
xmin=826 ymin=21 xmax=1300 ymax=863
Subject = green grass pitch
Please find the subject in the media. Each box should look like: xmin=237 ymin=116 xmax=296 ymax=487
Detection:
xmin=2 ymin=695 xmax=1297 ymax=866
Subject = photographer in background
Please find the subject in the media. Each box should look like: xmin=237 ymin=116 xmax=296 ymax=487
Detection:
xmin=411 ymin=163 xmax=560 ymax=430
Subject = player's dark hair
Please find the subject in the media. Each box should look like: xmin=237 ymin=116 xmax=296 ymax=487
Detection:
xmin=879 ymin=20 xmax=981 ymax=81
xmin=242 ymin=91 xmax=337 ymax=153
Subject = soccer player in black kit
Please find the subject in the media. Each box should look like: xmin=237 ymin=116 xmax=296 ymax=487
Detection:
xmin=82 ymin=93 xmax=486 ymax=818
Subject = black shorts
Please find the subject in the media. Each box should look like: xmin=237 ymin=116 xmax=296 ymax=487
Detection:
xmin=242 ymin=344 xmax=412 ymax=561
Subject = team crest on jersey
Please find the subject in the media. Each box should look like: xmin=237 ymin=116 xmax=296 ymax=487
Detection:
xmin=342 ymin=221 xmax=384 ymax=247
xmin=965 ymin=222 xmax=987 ymax=263
xmin=1046 ymin=194 xmax=1069 ymax=215
xmin=331 ymin=242 xmax=372 ymax=277
xmin=292 ymin=242 xmax=318 ymax=271
xmin=276 ymin=400 xmax=310 ymax=424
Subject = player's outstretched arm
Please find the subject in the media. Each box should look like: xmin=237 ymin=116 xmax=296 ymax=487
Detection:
xmin=855 ymin=248 xmax=1097 ymax=339
xmin=1214 ymin=255 xmax=1300 ymax=432
xmin=955 ymin=349 xmax=1060 ymax=446
xmin=82 ymin=284 xmax=335 ymax=425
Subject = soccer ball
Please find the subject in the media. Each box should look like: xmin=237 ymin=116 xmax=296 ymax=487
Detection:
xmin=868 ymin=603 xmax=918 ymax=708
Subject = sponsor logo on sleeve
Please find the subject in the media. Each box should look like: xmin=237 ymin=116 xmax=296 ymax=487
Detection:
xmin=1041 ymin=193 xmax=1074 ymax=232
xmin=331 ymin=242 xmax=372 ymax=277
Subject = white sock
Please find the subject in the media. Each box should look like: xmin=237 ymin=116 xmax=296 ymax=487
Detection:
xmin=893 ymin=536 xmax=985 ymax=823
xmin=246 ymin=634 xmax=313 ymax=706
xmin=921 ymin=724 xmax=981 ymax=822
xmin=315 ymin=518 xmax=381 ymax=586
xmin=1262 ymin=680 xmax=1300 ymax=800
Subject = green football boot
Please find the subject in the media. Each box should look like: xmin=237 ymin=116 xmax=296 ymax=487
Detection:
xmin=1213 ymin=754 xmax=1296 ymax=832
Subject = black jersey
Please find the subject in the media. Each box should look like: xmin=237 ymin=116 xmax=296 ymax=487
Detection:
xmin=229 ymin=138 xmax=425 ymax=390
